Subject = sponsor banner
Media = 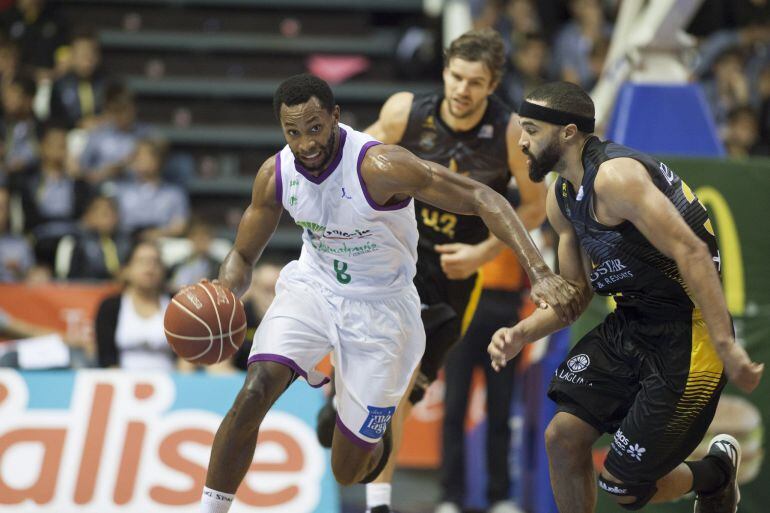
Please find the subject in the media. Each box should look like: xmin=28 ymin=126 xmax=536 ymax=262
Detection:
xmin=0 ymin=370 xmax=338 ymax=513
xmin=0 ymin=283 xmax=117 ymax=343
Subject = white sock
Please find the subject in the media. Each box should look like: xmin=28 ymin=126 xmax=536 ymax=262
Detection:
xmin=201 ymin=486 xmax=234 ymax=513
xmin=366 ymin=482 xmax=391 ymax=510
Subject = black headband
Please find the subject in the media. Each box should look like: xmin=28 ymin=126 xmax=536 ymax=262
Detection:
xmin=519 ymin=100 xmax=595 ymax=133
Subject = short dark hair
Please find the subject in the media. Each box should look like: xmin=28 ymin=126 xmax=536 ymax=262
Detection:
xmin=104 ymin=81 xmax=134 ymax=108
xmin=444 ymin=28 xmax=506 ymax=84
xmin=525 ymin=81 xmax=595 ymax=120
xmin=273 ymin=73 xmax=334 ymax=120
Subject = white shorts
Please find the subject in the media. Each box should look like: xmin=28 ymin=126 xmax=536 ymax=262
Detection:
xmin=248 ymin=261 xmax=425 ymax=448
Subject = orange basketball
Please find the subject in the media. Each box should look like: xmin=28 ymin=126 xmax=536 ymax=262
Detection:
xmin=164 ymin=281 xmax=247 ymax=365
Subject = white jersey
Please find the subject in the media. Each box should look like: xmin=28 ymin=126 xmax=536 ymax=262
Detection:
xmin=275 ymin=123 xmax=418 ymax=297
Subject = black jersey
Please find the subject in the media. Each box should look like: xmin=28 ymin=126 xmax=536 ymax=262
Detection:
xmin=555 ymin=136 xmax=720 ymax=320
xmin=400 ymin=91 xmax=511 ymax=249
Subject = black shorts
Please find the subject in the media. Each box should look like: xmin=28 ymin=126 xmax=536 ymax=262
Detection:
xmin=547 ymin=308 xmax=726 ymax=484
xmin=413 ymin=253 xmax=482 ymax=387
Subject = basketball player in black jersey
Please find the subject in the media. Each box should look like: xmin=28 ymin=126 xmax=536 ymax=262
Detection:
xmin=489 ymin=81 xmax=764 ymax=513
xmin=316 ymin=29 xmax=548 ymax=513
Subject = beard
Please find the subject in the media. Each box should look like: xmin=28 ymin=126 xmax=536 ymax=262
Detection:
xmin=525 ymin=138 xmax=562 ymax=182
xmin=296 ymin=128 xmax=337 ymax=171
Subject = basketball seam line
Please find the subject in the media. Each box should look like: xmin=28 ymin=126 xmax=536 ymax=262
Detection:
xmin=170 ymin=298 xmax=214 ymax=361
xmin=198 ymin=283 xmax=225 ymax=364
xmin=228 ymin=290 xmax=238 ymax=351
xmin=164 ymin=323 xmax=246 ymax=340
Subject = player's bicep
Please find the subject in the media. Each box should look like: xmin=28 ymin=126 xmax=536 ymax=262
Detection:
xmin=233 ymin=157 xmax=283 ymax=262
xmin=547 ymin=184 xmax=590 ymax=290
xmin=600 ymin=165 xmax=705 ymax=261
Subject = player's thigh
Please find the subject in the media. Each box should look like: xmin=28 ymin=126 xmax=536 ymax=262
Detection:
xmin=333 ymin=290 xmax=425 ymax=448
xmin=248 ymin=274 xmax=332 ymax=387
xmin=547 ymin=313 xmax=639 ymax=434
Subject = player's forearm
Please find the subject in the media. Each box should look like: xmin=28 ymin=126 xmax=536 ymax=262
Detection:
xmin=675 ymin=244 xmax=734 ymax=349
xmin=476 ymin=188 xmax=550 ymax=281
xmin=218 ymin=249 xmax=254 ymax=298
xmin=517 ymin=306 xmax=571 ymax=343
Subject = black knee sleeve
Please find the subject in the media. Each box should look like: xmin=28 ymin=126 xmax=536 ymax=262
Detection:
xmin=597 ymin=474 xmax=657 ymax=510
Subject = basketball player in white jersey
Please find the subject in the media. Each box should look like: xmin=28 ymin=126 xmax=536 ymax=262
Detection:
xmin=199 ymin=74 xmax=580 ymax=513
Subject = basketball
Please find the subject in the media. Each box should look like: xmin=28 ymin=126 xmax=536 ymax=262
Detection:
xmin=164 ymin=281 xmax=247 ymax=364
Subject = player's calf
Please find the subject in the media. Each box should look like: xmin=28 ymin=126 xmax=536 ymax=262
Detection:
xmin=330 ymin=418 xmax=393 ymax=485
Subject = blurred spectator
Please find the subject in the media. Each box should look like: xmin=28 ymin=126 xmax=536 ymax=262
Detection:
xmin=498 ymin=33 xmax=549 ymax=108
xmin=232 ymin=261 xmax=281 ymax=370
xmin=114 ymin=138 xmax=190 ymax=240
xmin=551 ymin=0 xmax=612 ymax=89
xmin=94 ymin=240 xmax=176 ymax=370
xmin=723 ymin=106 xmax=770 ymax=157
xmin=0 ymin=185 xmax=33 ymax=281
xmin=0 ymin=0 xmax=68 ymax=80
xmin=49 ymin=31 xmax=107 ymax=130
xmin=8 ymin=125 xmax=90 ymax=249
xmin=78 ymin=83 xmax=150 ymax=184
xmin=474 ymin=0 xmax=543 ymax=55
xmin=689 ymin=0 xmax=770 ymax=36
xmin=701 ymin=48 xmax=752 ymax=128
xmin=54 ymin=194 xmax=131 ymax=281
xmin=0 ymin=39 xmax=19 ymax=108
xmin=1 ymin=73 xmax=39 ymax=175
xmin=757 ymin=64 xmax=770 ymax=144
xmin=168 ymin=220 xmax=221 ymax=291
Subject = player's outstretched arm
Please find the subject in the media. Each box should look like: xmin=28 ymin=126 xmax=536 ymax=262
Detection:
xmin=364 ymin=91 xmax=413 ymax=144
xmin=361 ymin=144 xmax=581 ymax=322
xmin=219 ymin=156 xmax=283 ymax=297
xmin=595 ymin=158 xmax=763 ymax=393
xmin=488 ymin=182 xmax=593 ymax=370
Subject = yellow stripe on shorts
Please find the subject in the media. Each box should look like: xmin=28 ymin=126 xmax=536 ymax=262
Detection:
xmin=460 ymin=270 xmax=484 ymax=337
xmin=664 ymin=309 xmax=724 ymax=435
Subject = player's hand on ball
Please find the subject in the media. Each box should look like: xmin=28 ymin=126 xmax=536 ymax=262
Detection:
xmin=488 ymin=325 xmax=526 ymax=372
xmin=530 ymin=272 xmax=581 ymax=324
xmin=722 ymin=343 xmax=764 ymax=393
xmin=435 ymin=243 xmax=486 ymax=280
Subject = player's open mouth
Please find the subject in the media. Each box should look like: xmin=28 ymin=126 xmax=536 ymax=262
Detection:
xmin=302 ymin=151 xmax=323 ymax=165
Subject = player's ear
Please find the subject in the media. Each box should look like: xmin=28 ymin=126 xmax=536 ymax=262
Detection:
xmin=563 ymin=123 xmax=578 ymax=141
xmin=332 ymin=105 xmax=341 ymax=122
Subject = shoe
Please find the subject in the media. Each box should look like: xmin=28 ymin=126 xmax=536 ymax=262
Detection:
xmin=369 ymin=506 xmax=391 ymax=513
xmin=434 ymin=502 xmax=461 ymax=513
xmin=693 ymin=434 xmax=741 ymax=513
xmin=488 ymin=500 xmax=525 ymax=513
xmin=316 ymin=394 xmax=336 ymax=448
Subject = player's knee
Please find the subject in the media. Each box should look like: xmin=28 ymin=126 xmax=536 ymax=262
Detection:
xmin=544 ymin=417 xmax=590 ymax=462
xmin=597 ymin=472 xmax=656 ymax=510
xmin=232 ymin=365 xmax=280 ymax=421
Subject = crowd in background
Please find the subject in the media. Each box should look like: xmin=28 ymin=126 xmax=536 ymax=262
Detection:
xmin=0 ymin=0 xmax=768 ymax=370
